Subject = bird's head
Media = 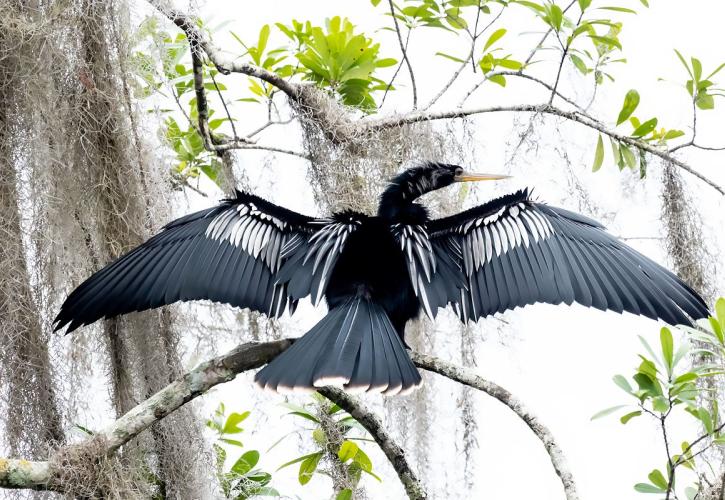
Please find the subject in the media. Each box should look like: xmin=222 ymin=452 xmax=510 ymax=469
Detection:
xmin=378 ymin=162 xmax=510 ymax=220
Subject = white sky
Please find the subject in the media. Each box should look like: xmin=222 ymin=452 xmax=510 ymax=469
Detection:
xmin=127 ymin=1 xmax=725 ymax=499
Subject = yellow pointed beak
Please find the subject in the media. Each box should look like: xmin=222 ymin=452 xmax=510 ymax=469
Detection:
xmin=454 ymin=171 xmax=511 ymax=182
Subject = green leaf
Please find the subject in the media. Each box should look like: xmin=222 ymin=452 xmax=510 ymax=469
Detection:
xmin=578 ymin=0 xmax=592 ymax=10
xmin=698 ymin=407 xmax=713 ymax=433
xmin=652 ymin=396 xmax=670 ymax=413
xmin=621 ymin=145 xmax=636 ymax=169
xmin=338 ymin=440 xmax=359 ymax=462
xmin=353 ymin=447 xmax=373 ymax=473
xmin=617 ymin=89 xmax=640 ymax=125
xmin=337 ymin=489 xmax=353 ymax=500
xmin=598 ymin=6 xmax=637 ymax=14
xmin=483 ymin=28 xmax=507 ymax=51
xmin=716 ymin=298 xmax=725 ymax=328
xmin=547 ymin=4 xmax=563 ymax=31
xmin=489 ymin=74 xmax=506 ymax=87
xmin=277 ymin=452 xmax=321 ymax=471
xmin=691 ymin=57 xmax=702 ymax=82
xmin=590 ymin=35 xmax=622 ymax=50
xmin=371 ymin=0 xmax=382 ymax=5
xmin=696 ymin=92 xmax=715 ymax=110
xmin=222 ymin=411 xmax=250 ymax=435
xmin=592 ymin=134 xmax=604 ymax=172
xmin=632 ymin=117 xmax=658 ymax=137
xmin=220 ymin=438 xmax=244 ymax=447
xmin=497 ymin=58 xmax=523 ymax=70
xmin=620 ymin=410 xmax=642 ymax=424
xmin=660 ymin=327 xmax=674 ymax=374
xmin=257 ymin=25 xmax=270 ymax=59
xmin=674 ymin=49 xmax=693 ymax=79
xmin=232 ymin=450 xmax=260 ymax=475
xmin=663 ymin=129 xmax=685 ymax=140
xmin=591 ymin=405 xmax=628 ymax=420
xmin=435 ymin=52 xmax=466 ymax=63
xmin=634 ymin=483 xmax=666 ymax=493
xmin=647 ymin=469 xmax=668 ymax=490
xmin=613 ymin=374 xmax=633 ymax=393
xmin=570 ymin=53 xmax=588 ymax=74
xmin=707 ymin=62 xmax=725 ymax=79
xmin=298 ymin=452 xmax=322 ymax=485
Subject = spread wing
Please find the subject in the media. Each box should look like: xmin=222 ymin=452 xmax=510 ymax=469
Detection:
xmin=55 ymin=190 xmax=359 ymax=332
xmin=416 ymin=189 xmax=709 ymax=325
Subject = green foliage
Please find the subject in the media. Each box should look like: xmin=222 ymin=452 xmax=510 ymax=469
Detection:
xmin=276 ymin=395 xmax=381 ymax=492
xmin=674 ymin=50 xmax=725 ymax=111
xmin=208 ymin=404 xmax=279 ymax=499
xmin=593 ymin=301 xmax=725 ymax=498
xmin=277 ymin=16 xmax=396 ymax=110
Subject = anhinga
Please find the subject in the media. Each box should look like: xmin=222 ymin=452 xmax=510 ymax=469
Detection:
xmin=55 ymin=162 xmax=710 ymax=395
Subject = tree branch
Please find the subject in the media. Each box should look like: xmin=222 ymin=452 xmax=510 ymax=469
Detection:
xmin=362 ymin=103 xmax=724 ymax=196
xmin=411 ymin=351 xmax=580 ymax=500
xmin=319 ymin=387 xmax=427 ymax=500
xmin=0 ymin=340 xmax=574 ymax=499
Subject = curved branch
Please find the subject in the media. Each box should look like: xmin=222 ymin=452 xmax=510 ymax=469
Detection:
xmin=149 ymin=0 xmax=300 ymax=100
xmin=0 ymin=340 xmax=573 ymax=499
xmin=319 ymin=387 xmax=427 ymax=500
xmin=411 ymin=351 xmax=579 ymax=500
xmin=363 ymin=103 xmax=725 ymax=196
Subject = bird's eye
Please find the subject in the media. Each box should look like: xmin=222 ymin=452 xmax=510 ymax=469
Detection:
xmin=454 ymin=167 xmax=463 ymax=176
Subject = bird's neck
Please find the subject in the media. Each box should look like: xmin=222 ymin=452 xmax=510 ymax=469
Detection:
xmin=377 ymin=183 xmax=430 ymax=224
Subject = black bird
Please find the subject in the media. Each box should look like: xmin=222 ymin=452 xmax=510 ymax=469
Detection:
xmin=55 ymin=162 xmax=710 ymax=394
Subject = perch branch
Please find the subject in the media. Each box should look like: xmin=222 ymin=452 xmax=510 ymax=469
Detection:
xmin=319 ymin=387 xmax=428 ymax=500
xmin=411 ymin=351 xmax=579 ymax=500
xmin=0 ymin=340 xmax=575 ymax=498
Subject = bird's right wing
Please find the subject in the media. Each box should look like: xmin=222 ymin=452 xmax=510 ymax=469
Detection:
xmin=55 ymin=190 xmax=360 ymax=332
xmin=425 ymin=189 xmax=709 ymax=325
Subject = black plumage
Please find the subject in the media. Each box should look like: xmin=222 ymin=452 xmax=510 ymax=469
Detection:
xmin=55 ymin=162 xmax=710 ymax=394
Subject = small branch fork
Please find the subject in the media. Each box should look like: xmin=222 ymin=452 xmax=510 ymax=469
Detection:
xmin=0 ymin=340 xmax=576 ymax=499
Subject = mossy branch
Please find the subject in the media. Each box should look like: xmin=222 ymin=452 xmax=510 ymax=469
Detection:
xmin=0 ymin=339 xmax=576 ymax=498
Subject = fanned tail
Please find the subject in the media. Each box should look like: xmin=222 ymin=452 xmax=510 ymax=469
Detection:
xmin=254 ymin=297 xmax=422 ymax=395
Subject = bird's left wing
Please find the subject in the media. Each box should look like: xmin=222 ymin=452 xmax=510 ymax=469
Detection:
xmin=423 ymin=189 xmax=709 ymax=325
xmin=55 ymin=190 xmax=359 ymax=332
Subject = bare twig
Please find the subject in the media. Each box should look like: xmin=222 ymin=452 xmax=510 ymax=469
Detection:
xmin=411 ymin=351 xmax=580 ymax=500
xmin=424 ymin=4 xmax=506 ymax=110
xmin=387 ymin=0 xmax=418 ymax=109
xmin=319 ymin=387 xmax=428 ymax=500
xmin=379 ymin=28 xmax=411 ymax=108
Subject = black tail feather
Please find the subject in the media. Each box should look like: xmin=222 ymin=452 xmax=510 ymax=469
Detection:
xmin=254 ymin=297 xmax=422 ymax=395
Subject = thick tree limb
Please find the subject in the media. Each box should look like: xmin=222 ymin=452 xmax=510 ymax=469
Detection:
xmin=319 ymin=387 xmax=428 ymax=500
xmin=411 ymin=351 xmax=580 ymax=500
xmin=0 ymin=339 xmax=575 ymax=499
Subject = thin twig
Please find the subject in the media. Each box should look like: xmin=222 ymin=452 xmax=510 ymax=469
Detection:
xmin=209 ymin=70 xmax=239 ymax=139
xmin=379 ymin=28 xmax=412 ymax=109
xmin=387 ymin=0 xmax=417 ymax=109
xmin=424 ymin=4 xmax=506 ymax=110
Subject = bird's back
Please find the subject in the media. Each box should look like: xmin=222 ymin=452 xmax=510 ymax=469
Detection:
xmin=324 ymin=216 xmax=420 ymax=333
